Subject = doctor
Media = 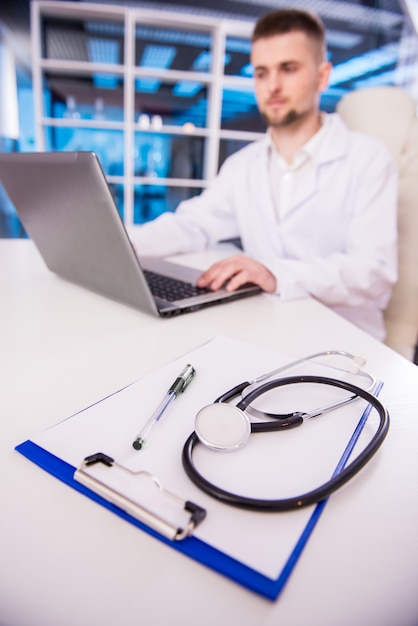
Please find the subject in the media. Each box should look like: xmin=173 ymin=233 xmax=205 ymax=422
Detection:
xmin=129 ymin=8 xmax=398 ymax=340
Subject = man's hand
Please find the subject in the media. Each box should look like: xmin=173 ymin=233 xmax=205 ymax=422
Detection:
xmin=196 ymin=254 xmax=277 ymax=293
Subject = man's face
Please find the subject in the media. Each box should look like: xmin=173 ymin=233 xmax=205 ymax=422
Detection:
xmin=251 ymin=31 xmax=331 ymax=128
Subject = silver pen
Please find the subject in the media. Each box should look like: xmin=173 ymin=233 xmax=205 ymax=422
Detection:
xmin=132 ymin=364 xmax=196 ymax=450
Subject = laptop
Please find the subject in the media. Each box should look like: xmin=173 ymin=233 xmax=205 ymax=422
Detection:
xmin=0 ymin=151 xmax=260 ymax=317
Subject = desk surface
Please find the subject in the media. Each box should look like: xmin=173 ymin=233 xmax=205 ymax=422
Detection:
xmin=1 ymin=239 xmax=418 ymax=626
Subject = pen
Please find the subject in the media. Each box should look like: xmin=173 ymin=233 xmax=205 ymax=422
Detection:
xmin=132 ymin=364 xmax=196 ymax=450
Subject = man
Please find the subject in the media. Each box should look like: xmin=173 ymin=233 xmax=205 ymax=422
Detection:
xmin=129 ymin=8 xmax=398 ymax=340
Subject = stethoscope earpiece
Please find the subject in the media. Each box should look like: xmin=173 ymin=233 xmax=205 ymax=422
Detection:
xmin=194 ymin=351 xmax=377 ymax=452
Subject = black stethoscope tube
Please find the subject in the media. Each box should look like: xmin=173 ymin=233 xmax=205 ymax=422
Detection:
xmin=182 ymin=375 xmax=390 ymax=511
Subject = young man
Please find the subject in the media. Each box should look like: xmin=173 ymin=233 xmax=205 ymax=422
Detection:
xmin=129 ymin=9 xmax=398 ymax=340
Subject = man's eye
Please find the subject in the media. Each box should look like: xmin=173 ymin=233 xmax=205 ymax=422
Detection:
xmin=283 ymin=65 xmax=297 ymax=73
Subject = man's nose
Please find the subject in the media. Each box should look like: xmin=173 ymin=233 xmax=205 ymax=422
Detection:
xmin=267 ymin=70 xmax=282 ymax=93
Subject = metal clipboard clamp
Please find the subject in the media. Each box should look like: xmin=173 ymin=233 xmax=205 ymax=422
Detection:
xmin=74 ymin=453 xmax=207 ymax=541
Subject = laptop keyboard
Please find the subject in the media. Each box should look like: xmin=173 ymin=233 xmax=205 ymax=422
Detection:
xmin=144 ymin=269 xmax=210 ymax=302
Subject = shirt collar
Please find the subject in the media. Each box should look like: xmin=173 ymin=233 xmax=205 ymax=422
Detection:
xmin=267 ymin=112 xmax=330 ymax=168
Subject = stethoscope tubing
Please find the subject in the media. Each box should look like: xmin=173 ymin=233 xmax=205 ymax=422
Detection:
xmin=182 ymin=375 xmax=390 ymax=512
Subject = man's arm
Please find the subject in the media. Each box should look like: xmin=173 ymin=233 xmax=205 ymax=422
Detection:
xmin=127 ymin=154 xmax=243 ymax=258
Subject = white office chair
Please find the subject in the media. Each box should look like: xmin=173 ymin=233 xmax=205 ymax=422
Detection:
xmin=337 ymin=86 xmax=418 ymax=361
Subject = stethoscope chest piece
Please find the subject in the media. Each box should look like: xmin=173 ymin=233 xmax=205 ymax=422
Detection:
xmin=195 ymin=403 xmax=251 ymax=451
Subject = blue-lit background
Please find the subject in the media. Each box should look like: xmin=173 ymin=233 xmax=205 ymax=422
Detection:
xmin=1 ymin=0 xmax=418 ymax=236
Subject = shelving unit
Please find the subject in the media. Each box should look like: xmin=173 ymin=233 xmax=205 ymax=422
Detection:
xmin=30 ymin=1 xmax=264 ymax=226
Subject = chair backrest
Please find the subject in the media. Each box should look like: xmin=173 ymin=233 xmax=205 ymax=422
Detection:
xmin=337 ymin=86 xmax=418 ymax=360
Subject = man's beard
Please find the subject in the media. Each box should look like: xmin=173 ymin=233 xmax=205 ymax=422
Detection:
xmin=261 ymin=108 xmax=307 ymax=128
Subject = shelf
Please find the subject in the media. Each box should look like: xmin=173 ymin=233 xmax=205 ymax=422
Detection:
xmin=31 ymin=1 xmax=262 ymax=226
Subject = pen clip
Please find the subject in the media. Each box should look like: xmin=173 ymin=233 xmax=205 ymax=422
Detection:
xmin=169 ymin=364 xmax=196 ymax=395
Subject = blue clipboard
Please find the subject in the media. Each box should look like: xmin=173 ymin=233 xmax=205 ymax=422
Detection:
xmin=15 ymin=380 xmax=381 ymax=601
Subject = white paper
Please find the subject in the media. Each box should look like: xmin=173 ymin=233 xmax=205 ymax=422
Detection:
xmin=31 ymin=336 xmax=379 ymax=580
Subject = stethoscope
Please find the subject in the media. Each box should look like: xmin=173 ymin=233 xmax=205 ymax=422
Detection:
xmin=182 ymin=351 xmax=390 ymax=511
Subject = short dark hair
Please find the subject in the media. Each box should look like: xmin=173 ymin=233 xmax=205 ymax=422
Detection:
xmin=252 ymin=9 xmax=326 ymax=61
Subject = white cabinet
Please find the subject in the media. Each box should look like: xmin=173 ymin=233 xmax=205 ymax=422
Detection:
xmin=31 ymin=1 xmax=264 ymax=226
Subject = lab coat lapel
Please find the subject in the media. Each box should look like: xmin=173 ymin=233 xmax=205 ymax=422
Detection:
xmin=285 ymin=114 xmax=349 ymax=215
xmin=249 ymin=138 xmax=277 ymax=223
xmin=244 ymin=139 xmax=286 ymax=258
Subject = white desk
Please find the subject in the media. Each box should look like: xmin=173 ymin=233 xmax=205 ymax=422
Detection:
xmin=1 ymin=239 xmax=418 ymax=626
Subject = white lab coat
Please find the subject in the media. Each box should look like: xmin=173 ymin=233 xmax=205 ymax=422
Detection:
xmin=129 ymin=114 xmax=398 ymax=340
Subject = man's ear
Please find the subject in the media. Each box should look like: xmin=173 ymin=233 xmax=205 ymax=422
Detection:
xmin=318 ymin=61 xmax=332 ymax=91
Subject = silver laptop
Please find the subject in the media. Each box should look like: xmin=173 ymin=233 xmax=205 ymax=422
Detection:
xmin=0 ymin=151 xmax=260 ymax=317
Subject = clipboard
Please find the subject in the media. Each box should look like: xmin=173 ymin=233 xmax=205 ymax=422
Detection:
xmin=15 ymin=336 xmax=382 ymax=601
